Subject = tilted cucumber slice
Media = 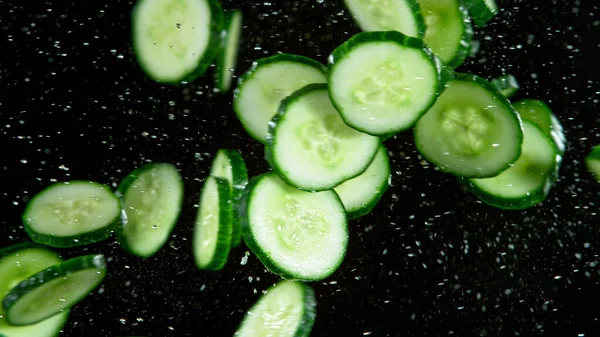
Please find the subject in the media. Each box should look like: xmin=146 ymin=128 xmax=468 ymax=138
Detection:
xmin=215 ymin=9 xmax=243 ymax=93
xmin=193 ymin=176 xmax=232 ymax=271
xmin=3 ymin=254 xmax=106 ymax=326
xmin=492 ymin=74 xmax=520 ymax=98
xmin=586 ymin=146 xmax=600 ymax=182
xmin=464 ymin=0 xmax=499 ymax=27
xmin=131 ymin=0 xmax=224 ymax=84
xmin=513 ymin=99 xmax=567 ymax=154
xmin=240 ymin=173 xmax=348 ymax=281
xmin=334 ymin=144 xmax=391 ymax=219
xmin=414 ymin=73 xmax=523 ymax=178
xmin=209 ymin=149 xmax=248 ymax=247
xmin=116 ymin=163 xmax=184 ymax=258
xmin=266 ymin=84 xmax=380 ymax=191
xmin=343 ymin=0 xmax=425 ymax=38
xmin=464 ymin=121 xmax=559 ymax=209
xmin=328 ymin=31 xmax=442 ymax=136
xmin=234 ymin=280 xmax=316 ymax=337
xmin=420 ymin=0 xmax=473 ymax=68
xmin=234 ymin=54 xmax=327 ymax=143
xmin=23 ymin=181 xmax=121 ymax=248
xmin=0 ymin=244 xmax=69 ymax=337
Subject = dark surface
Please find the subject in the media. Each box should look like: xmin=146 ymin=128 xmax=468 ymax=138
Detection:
xmin=1 ymin=0 xmax=599 ymax=336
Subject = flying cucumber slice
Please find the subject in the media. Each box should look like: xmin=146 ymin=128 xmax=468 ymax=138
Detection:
xmin=342 ymin=0 xmax=426 ymax=38
xmin=492 ymin=74 xmax=520 ymax=98
xmin=585 ymin=145 xmax=600 ymax=182
xmin=464 ymin=0 xmax=499 ymax=27
xmin=215 ymin=9 xmax=243 ymax=93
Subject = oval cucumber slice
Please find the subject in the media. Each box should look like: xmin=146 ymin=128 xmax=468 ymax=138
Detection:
xmin=343 ymin=0 xmax=425 ymax=38
xmin=3 ymin=254 xmax=106 ymax=326
xmin=240 ymin=173 xmax=348 ymax=281
xmin=0 ymin=244 xmax=69 ymax=337
xmin=23 ymin=181 xmax=121 ymax=248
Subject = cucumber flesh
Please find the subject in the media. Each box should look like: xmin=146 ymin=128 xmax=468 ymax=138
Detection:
xmin=234 ymin=281 xmax=316 ymax=337
xmin=215 ymin=10 xmax=243 ymax=92
xmin=343 ymin=0 xmax=425 ymax=38
xmin=0 ymin=244 xmax=69 ymax=337
xmin=22 ymin=181 xmax=121 ymax=248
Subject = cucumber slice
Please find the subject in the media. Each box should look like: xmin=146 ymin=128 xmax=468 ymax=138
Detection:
xmin=266 ymin=84 xmax=380 ymax=191
xmin=414 ymin=73 xmax=523 ymax=178
xmin=334 ymin=144 xmax=391 ymax=219
xmin=234 ymin=280 xmax=316 ymax=337
xmin=209 ymin=149 xmax=248 ymax=247
xmin=464 ymin=121 xmax=559 ymax=209
xmin=492 ymin=74 xmax=520 ymax=98
xmin=192 ymin=176 xmax=232 ymax=271
xmin=3 ymin=254 xmax=106 ymax=326
xmin=116 ymin=163 xmax=184 ymax=258
xmin=22 ymin=181 xmax=121 ymax=248
xmin=215 ymin=9 xmax=243 ymax=93
xmin=131 ymin=0 xmax=224 ymax=84
xmin=234 ymin=54 xmax=327 ymax=143
xmin=420 ymin=0 xmax=473 ymax=68
xmin=342 ymin=0 xmax=425 ymax=38
xmin=0 ymin=244 xmax=69 ymax=337
xmin=464 ymin=0 xmax=499 ymax=27
xmin=328 ymin=31 xmax=442 ymax=136
xmin=586 ymin=145 xmax=600 ymax=182
xmin=240 ymin=173 xmax=348 ymax=281
xmin=513 ymin=99 xmax=566 ymax=157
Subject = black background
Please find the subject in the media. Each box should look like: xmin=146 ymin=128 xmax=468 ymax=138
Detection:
xmin=1 ymin=0 xmax=599 ymax=336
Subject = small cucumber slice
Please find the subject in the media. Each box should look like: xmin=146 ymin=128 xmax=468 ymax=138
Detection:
xmin=215 ymin=9 xmax=243 ymax=93
xmin=23 ymin=181 xmax=121 ymax=248
xmin=464 ymin=0 xmax=499 ymax=27
xmin=266 ymin=84 xmax=380 ymax=191
xmin=234 ymin=54 xmax=327 ymax=143
xmin=334 ymin=144 xmax=391 ymax=219
xmin=414 ymin=73 xmax=523 ymax=178
xmin=209 ymin=149 xmax=248 ymax=247
xmin=193 ymin=176 xmax=232 ymax=271
xmin=117 ymin=163 xmax=184 ymax=258
xmin=343 ymin=0 xmax=425 ymax=38
xmin=3 ymin=254 xmax=106 ymax=326
xmin=328 ymin=31 xmax=442 ymax=136
xmin=234 ymin=280 xmax=316 ymax=337
xmin=0 ymin=244 xmax=69 ymax=337
xmin=585 ymin=146 xmax=600 ymax=182
xmin=131 ymin=0 xmax=224 ymax=83
xmin=240 ymin=173 xmax=348 ymax=281
xmin=491 ymin=74 xmax=520 ymax=98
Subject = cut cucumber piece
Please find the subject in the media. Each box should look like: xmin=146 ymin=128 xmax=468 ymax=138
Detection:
xmin=234 ymin=280 xmax=316 ymax=337
xmin=328 ymin=31 xmax=442 ymax=136
xmin=334 ymin=144 xmax=391 ymax=219
xmin=343 ymin=0 xmax=425 ymax=38
xmin=131 ymin=0 xmax=224 ymax=83
xmin=586 ymin=145 xmax=600 ymax=182
xmin=240 ymin=173 xmax=348 ymax=281
xmin=22 ymin=181 xmax=121 ymax=248
xmin=117 ymin=163 xmax=184 ymax=258
xmin=414 ymin=73 xmax=523 ymax=178
xmin=464 ymin=0 xmax=499 ymax=27
xmin=234 ymin=54 xmax=327 ymax=143
xmin=420 ymin=0 xmax=473 ymax=68
xmin=193 ymin=176 xmax=232 ymax=271
xmin=3 ymin=254 xmax=106 ymax=326
xmin=464 ymin=121 xmax=559 ymax=209
xmin=0 ymin=244 xmax=69 ymax=337
xmin=209 ymin=149 xmax=248 ymax=247
xmin=215 ymin=9 xmax=243 ymax=93
xmin=266 ymin=84 xmax=380 ymax=191
xmin=491 ymin=74 xmax=520 ymax=98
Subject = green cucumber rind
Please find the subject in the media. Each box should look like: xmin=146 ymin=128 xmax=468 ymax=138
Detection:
xmin=464 ymin=0 xmax=499 ymax=27
xmin=115 ymin=163 xmax=184 ymax=258
xmin=210 ymin=149 xmax=248 ymax=247
xmin=265 ymin=83 xmax=378 ymax=191
xmin=586 ymin=145 xmax=600 ymax=181
xmin=193 ymin=176 xmax=233 ymax=271
xmin=414 ymin=72 xmax=524 ymax=178
xmin=442 ymin=1 xmax=474 ymax=69
xmin=239 ymin=172 xmax=348 ymax=281
xmin=491 ymin=74 xmax=520 ymax=98
xmin=2 ymin=254 xmax=106 ymax=326
xmin=343 ymin=0 xmax=426 ymax=39
xmin=327 ymin=30 xmax=443 ymax=136
xmin=131 ymin=0 xmax=224 ymax=85
xmin=22 ymin=181 xmax=120 ymax=248
xmin=460 ymin=122 xmax=560 ymax=210
xmin=234 ymin=54 xmax=327 ymax=143
xmin=215 ymin=9 xmax=243 ymax=93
